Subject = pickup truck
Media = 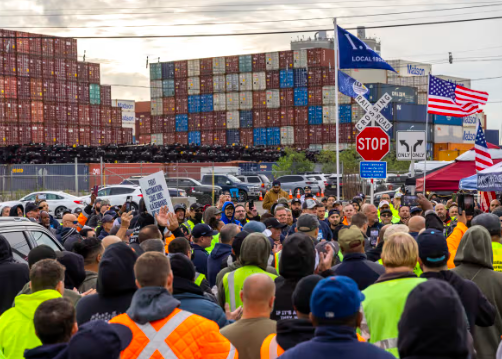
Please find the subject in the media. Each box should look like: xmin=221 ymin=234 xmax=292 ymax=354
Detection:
xmin=201 ymin=174 xmax=261 ymax=202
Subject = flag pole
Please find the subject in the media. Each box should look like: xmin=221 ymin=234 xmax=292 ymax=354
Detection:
xmin=333 ymin=17 xmax=341 ymax=200
xmin=423 ymin=74 xmax=430 ymax=195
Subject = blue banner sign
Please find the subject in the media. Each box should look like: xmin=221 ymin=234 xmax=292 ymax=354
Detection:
xmin=360 ymin=161 xmax=387 ymax=179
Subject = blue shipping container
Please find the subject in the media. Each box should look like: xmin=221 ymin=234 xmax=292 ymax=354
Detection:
xmin=162 ymin=79 xmax=175 ymax=97
xmin=253 ymin=128 xmax=267 ymax=146
xmin=175 ymin=114 xmax=188 ymax=132
xmin=161 ymin=62 xmax=175 ymax=80
xmin=486 ymin=129 xmax=500 ymax=147
xmin=340 ymin=105 xmax=352 ymax=124
xmin=200 ymin=94 xmax=213 ymax=112
xmin=188 ymin=131 xmax=201 ymax=145
xmin=267 ymin=127 xmax=281 ymax=146
xmin=188 ymin=95 xmax=201 ymax=113
xmin=239 ymin=55 xmax=253 ymax=73
xmin=227 ymin=129 xmax=240 ymax=145
xmin=240 ymin=110 xmax=253 ymax=128
xmin=393 ymin=104 xmax=430 ymax=123
xmin=433 ymin=114 xmax=463 ymax=126
xmin=294 ymin=69 xmax=308 ymax=88
xmin=308 ymin=106 xmax=323 ymax=125
xmin=150 ymin=63 xmax=162 ymax=80
xmin=366 ymin=83 xmax=418 ymax=103
xmin=294 ymin=87 xmax=308 ymax=106
xmin=280 ymin=70 xmax=294 ymax=89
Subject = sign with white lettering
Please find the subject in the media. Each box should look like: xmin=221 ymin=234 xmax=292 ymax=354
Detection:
xmin=360 ymin=161 xmax=387 ymax=179
xmin=355 ymin=93 xmax=393 ymax=132
xmin=139 ymin=171 xmax=174 ymax=216
xmin=396 ymin=131 xmax=426 ymax=161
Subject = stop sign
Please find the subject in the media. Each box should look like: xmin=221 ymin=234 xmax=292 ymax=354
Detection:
xmin=356 ymin=127 xmax=390 ymax=161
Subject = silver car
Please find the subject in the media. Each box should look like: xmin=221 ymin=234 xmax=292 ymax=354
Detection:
xmin=274 ymin=175 xmax=322 ymax=196
xmin=237 ymin=175 xmax=271 ymax=196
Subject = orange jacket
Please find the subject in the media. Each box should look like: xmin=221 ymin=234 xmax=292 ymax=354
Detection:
xmin=110 ymin=307 xmax=238 ymax=359
xmin=164 ymin=234 xmax=175 ymax=254
xmin=447 ymin=222 xmax=468 ymax=269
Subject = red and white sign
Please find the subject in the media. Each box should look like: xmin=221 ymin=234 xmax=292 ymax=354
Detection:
xmin=356 ymin=127 xmax=390 ymax=161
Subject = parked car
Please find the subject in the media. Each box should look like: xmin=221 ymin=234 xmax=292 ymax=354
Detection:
xmin=385 ymin=174 xmax=409 ymax=191
xmin=165 ymin=177 xmax=222 ymax=205
xmin=0 ymin=217 xmax=64 ymax=263
xmin=274 ymin=175 xmax=321 ymax=196
xmin=200 ymin=174 xmax=260 ymax=201
xmin=304 ymin=174 xmax=328 ymax=193
xmin=325 ymin=175 xmax=342 ymax=197
xmin=237 ymin=175 xmax=271 ymax=196
xmin=120 ymin=177 xmax=189 ymax=199
xmin=19 ymin=191 xmax=85 ymax=219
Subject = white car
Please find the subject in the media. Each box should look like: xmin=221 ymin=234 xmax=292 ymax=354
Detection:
xmin=19 ymin=191 xmax=85 ymax=219
xmin=80 ymin=185 xmax=143 ymax=212
xmin=306 ymin=174 xmax=329 ymax=193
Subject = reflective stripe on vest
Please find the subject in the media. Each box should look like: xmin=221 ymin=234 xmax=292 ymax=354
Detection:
xmin=195 ymin=273 xmax=206 ymax=287
xmin=493 ymin=242 xmax=502 ymax=273
xmin=375 ymin=338 xmax=398 ymax=350
xmin=274 ymin=251 xmax=281 ymax=272
xmin=260 ymin=334 xmax=284 ymax=359
xmin=226 ymin=270 xmax=237 ymax=311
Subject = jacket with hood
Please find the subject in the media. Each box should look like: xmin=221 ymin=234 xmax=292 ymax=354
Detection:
xmin=275 ymin=318 xmax=315 ymax=351
xmin=79 ymin=270 xmax=98 ymax=293
xmin=332 ymin=253 xmax=385 ymax=291
xmin=75 ymin=242 xmax=137 ymax=325
xmin=110 ymin=287 xmax=237 ymax=359
xmin=452 ymin=225 xmax=502 ymax=359
xmin=271 ymin=234 xmax=315 ymax=321
xmin=207 ymin=242 xmax=232 ymax=287
xmin=203 ymin=206 xmax=220 ymax=226
xmin=0 ymin=289 xmax=62 ymax=359
xmin=221 ymin=202 xmax=241 ymax=226
xmin=48 ymin=214 xmax=60 ymax=231
xmin=9 ymin=204 xmax=24 ymax=217
xmin=217 ymin=233 xmax=278 ymax=307
xmin=191 ymin=243 xmax=209 ymax=276
xmin=263 ymin=189 xmax=289 ymax=212
xmin=0 ymin=234 xmax=29 ymax=315
xmin=24 ymin=343 xmax=68 ymax=359
xmin=57 ymin=228 xmax=82 ymax=251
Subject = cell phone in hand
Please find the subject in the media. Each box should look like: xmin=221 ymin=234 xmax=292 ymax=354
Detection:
xmin=458 ymin=194 xmax=474 ymax=216
xmin=126 ymin=196 xmax=133 ymax=212
xmin=402 ymin=195 xmax=419 ymax=207
xmin=92 ymin=185 xmax=99 ymax=197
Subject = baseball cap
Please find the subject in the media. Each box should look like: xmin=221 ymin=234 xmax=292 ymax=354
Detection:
xmin=25 ymin=202 xmax=38 ymax=213
xmin=304 ymin=186 xmax=312 ymax=190
xmin=190 ymin=203 xmax=203 ymax=211
xmin=291 ymin=198 xmax=301 ymax=205
xmin=28 ymin=245 xmax=57 ymax=268
xmin=311 ymin=276 xmax=365 ymax=319
xmin=417 ymin=229 xmax=448 ymax=266
xmin=297 ymin=214 xmax=320 ymax=232
xmin=68 ymin=320 xmax=132 ymax=359
xmin=264 ymin=218 xmax=287 ymax=229
xmin=100 ymin=199 xmax=111 ymax=206
xmin=192 ymin=224 xmax=216 ymax=238
xmin=378 ymin=200 xmax=390 ymax=209
xmin=328 ymin=209 xmax=340 ymax=217
xmin=338 ymin=225 xmax=365 ymax=250
xmin=352 ymin=196 xmax=362 ymax=203
xmin=292 ymin=275 xmax=323 ymax=315
xmin=380 ymin=209 xmax=393 ymax=216
xmin=410 ymin=206 xmax=422 ymax=214
xmin=174 ymin=203 xmax=186 ymax=212
xmin=272 ymin=180 xmax=281 ymax=186
xmin=101 ymin=215 xmax=114 ymax=224
xmin=243 ymin=221 xmax=266 ymax=233
xmin=334 ymin=201 xmax=342 ymax=206
xmin=302 ymin=199 xmax=317 ymax=210
xmin=277 ymin=198 xmax=289 ymax=205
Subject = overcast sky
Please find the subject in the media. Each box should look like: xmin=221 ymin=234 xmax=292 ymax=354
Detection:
xmin=5 ymin=0 xmax=502 ymax=130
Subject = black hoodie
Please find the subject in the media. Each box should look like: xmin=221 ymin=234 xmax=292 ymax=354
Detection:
xmin=271 ymin=233 xmax=315 ymax=321
xmin=9 ymin=204 xmax=24 ymax=217
xmin=0 ymin=234 xmax=29 ymax=315
xmin=75 ymin=242 xmax=137 ymax=325
xmin=276 ymin=319 xmax=315 ymax=350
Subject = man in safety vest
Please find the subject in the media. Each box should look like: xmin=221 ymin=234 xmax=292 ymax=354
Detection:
xmin=185 ymin=202 xmax=204 ymax=231
xmin=472 ymin=213 xmax=502 ymax=273
xmin=110 ymin=252 xmax=238 ymax=359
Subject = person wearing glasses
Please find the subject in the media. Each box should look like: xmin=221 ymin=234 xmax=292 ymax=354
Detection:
xmin=186 ymin=203 xmax=204 ymax=231
xmin=379 ymin=208 xmax=394 ymax=225
xmin=58 ymin=214 xmax=82 ymax=251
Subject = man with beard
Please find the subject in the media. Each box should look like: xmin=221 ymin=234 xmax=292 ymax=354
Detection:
xmin=234 ymin=204 xmax=248 ymax=227
xmin=186 ymin=203 xmax=204 ymax=231
xmin=326 ymin=209 xmax=342 ymax=241
xmin=263 ymin=180 xmax=289 ymax=212
xmin=245 ymin=201 xmax=261 ymax=222
xmin=290 ymin=198 xmax=302 ymax=221
xmin=435 ymin=203 xmax=453 ymax=231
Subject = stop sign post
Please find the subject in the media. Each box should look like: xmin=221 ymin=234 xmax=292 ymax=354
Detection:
xmin=356 ymin=127 xmax=390 ymax=161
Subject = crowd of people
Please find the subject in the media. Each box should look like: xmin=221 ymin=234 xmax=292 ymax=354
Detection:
xmin=1 ymin=180 xmax=502 ymax=358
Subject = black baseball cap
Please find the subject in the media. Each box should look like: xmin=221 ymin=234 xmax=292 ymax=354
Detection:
xmin=190 ymin=203 xmax=203 ymax=211
xmin=264 ymin=218 xmax=287 ymax=229
xmin=292 ymin=274 xmax=323 ymax=315
xmin=192 ymin=224 xmax=217 ymax=238
xmin=304 ymin=186 xmax=312 ymax=190
xmin=297 ymin=214 xmax=320 ymax=232
xmin=328 ymin=209 xmax=340 ymax=217
xmin=410 ymin=207 xmax=422 ymax=214
xmin=380 ymin=209 xmax=392 ymax=216
xmin=272 ymin=180 xmax=281 ymax=186
xmin=417 ymin=229 xmax=448 ymax=266
xmin=291 ymin=198 xmax=301 ymax=204
xmin=25 ymin=202 xmax=39 ymax=213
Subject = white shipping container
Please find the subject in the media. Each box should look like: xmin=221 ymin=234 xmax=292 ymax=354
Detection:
xmin=213 ymin=93 xmax=227 ymax=111
xmin=434 ymin=124 xmax=463 ymax=143
xmin=187 ymin=59 xmax=200 ymax=77
xmin=253 ymin=72 xmax=266 ymax=90
xmin=387 ymin=60 xmax=431 ymax=77
xmin=122 ymin=111 xmax=135 ymax=124
xmin=323 ymin=106 xmax=336 ymax=124
xmin=309 ymin=144 xmax=323 ymax=151
xmin=437 ymin=75 xmax=471 ymax=89
xmin=213 ymin=75 xmax=226 ymax=93
xmin=339 ymin=93 xmax=352 ymax=104
xmin=266 ymin=52 xmax=279 ymax=70
xmin=239 ymin=73 xmax=253 ymax=91
xmin=226 ymin=92 xmax=240 ymax=111
xmin=187 ymin=76 xmax=200 ymax=95
xmin=323 ymin=144 xmax=337 ymax=151
xmin=226 ymin=74 xmax=239 ymax=92
xmin=463 ymin=128 xmax=476 ymax=144
xmin=280 ymin=126 xmax=294 ymax=145
xmin=227 ymin=111 xmax=240 ymax=129
xmin=213 ymin=57 xmax=226 ymax=75
xmin=151 ymin=99 xmax=163 ymax=116
xmin=343 ymin=69 xmax=387 ymax=84
xmin=266 ymin=90 xmax=280 ymax=109
xmin=418 ymin=92 xmax=427 ymax=105
xmin=323 ymin=86 xmax=337 ymax=105
xmin=462 ymin=113 xmax=486 ymax=128
xmin=240 ymin=91 xmax=253 ymax=110
xmin=293 ymin=49 xmax=307 ymax=69
xmin=151 ymin=133 xmax=163 ymax=145
xmin=112 ymin=99 xmax=135 ymax=112
xmin=150 ymin=80 xmax=163 ymax=98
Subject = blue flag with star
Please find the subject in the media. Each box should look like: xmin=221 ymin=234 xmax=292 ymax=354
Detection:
xmin=338 ymin=26 xmax=396 ymax=72
xmin=338 ymin=70 xmax=369 ymax=99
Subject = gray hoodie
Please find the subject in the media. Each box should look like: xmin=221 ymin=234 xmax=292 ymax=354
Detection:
xmin=127 ymin=287 xmax=180 ymax=325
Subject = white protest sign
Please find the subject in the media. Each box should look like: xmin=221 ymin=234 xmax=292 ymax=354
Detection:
xmin=138 ymin=171 xmax=174 ymax=217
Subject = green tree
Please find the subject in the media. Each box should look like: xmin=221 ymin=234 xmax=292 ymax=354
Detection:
xmin=273 ymin=148 xmax=314 ymax=177
xmin=317 ymin=150 xmax=337 ymax=173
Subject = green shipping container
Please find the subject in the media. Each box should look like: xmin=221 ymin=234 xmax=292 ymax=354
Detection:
xmin=90 ymin=84 xmax=101 ymax=105
xmin=150 ymin=63 xmax=162 ymax=80
xmin=239 ymin=55 xmax=252 ymax=73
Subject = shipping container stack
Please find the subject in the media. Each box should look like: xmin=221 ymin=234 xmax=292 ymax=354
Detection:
xmin=0 ymin=30 xmax=132 ymax=146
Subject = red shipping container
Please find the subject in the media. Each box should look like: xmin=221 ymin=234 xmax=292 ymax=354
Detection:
xmin=67 ymin=81 xmax=78 ymax=103
xmin=139 ymin=116 xmax=151 ymax=134
xmin=55 ymin=80 xmax=67 ymax=100
xmin=307 ymin=48 xmax=335 ymax=68
xmin=89 ymin=105 xmax=100 ymax=127
xmin=2 ymin=30 xmax=16 ymax=53
xmin=19 ymin=126 xmax=32 ymax=144
xmin=201 ymin=112 xmax=215 ymax=130
xmin=42 ymin=58 xmax=55 ymax=79
xmin=214 ymin=130 xmax=226 ymax=146
xmin=90 ymin=127 xmax=102 ymax=146
xmin=280 ymin=108 xmax=294 ymax=127
xmin=17 ymin=77 xmax=30 ymax=99
xmin=294 ymin=107 xmax=308 ymax=126
xmin=214 ymin=111 xmax=226 ymax=130
xmin=4 ymin=99 xmax=18 ymax=122
xmin=280 ymin=89 xmax=294 ymax=107
xmin=225 ymin=56 xmax=239 ymax=74
xmin=43 ymin=80 xmax=55 ymax=102
xmin=200 ymin=75 xmax=213 ymax=94
xmin=201 ymin=131 xmax=214 ymax=146
xmin=0 ymin=102 xmax=5 ymax=121
xmin=188 ymin=113 xmax=201 ymax=132
xmin=252 ymin=53 xmax=266 ymax=72
xmin=67 ymin=105 xmax=79 ymax=124
xmin=174 ymin=61 xmax=188 ymax=79
xmin=295 ymin=126 xmax=309 ymax=145
xmin=308 ymin=69 xmax=323 ymax=87
xmin=266 ymin=109 xmax=280 ymax=127
xmin=31 ymin=125 xmax=45 ymax=143
xmin=174 ymin=79 xmax=187 ymax=96
xmin=175 ymin=97 xmax=188 ymax=114
xmin=5 ymin=125 xmax=19 ymax=145
xmin=0 ymin=56 xmax=4 ymax=76
xmin=253 ymin=91 xmax=267 ymax=109
xmin=151 ymin=115 xmax=162 ymax=133
xmin=78 ymin=83 xmax=90 ymax=104
xmin=322 ymin=68 xmax=336 ymax=86
xmin=266 ymin=71 xmax=280 ymax=89
xmin=55 ymin=103 xmax=67 ymax=123
xmin=240 ymin=129 xmax=254 ymax=146
xmin=44 ymin=103 xmax=56 ymax=122
xmin=200 ymin=58 xmax=213 ymax=76
xmin=54 ymin=38 xmax=64 ymax=58
xmin=65 ymin=39 xmax=77 ymax=60
xmin=0 ymin=76 xmax=3 ymax=98
xmin=77 ymin=62 xmax=89 ymax=83
xmin=68 ymin=126 xmax=79 ymax=145
xmin=4 ymin=76 xmax=17 ymax=99
xmin=79 ymin=127 xmax=91 ymax=146
xmin=279 ymin=51 xmax=294 ymax=70
xmin=111 ymin=107 xmax=121 ymax=127
xmin=138 ymin=135 xmax=151 ymax=145
xmin=340 ymin=123 xmax=356 ymax=143
xmin=16 ymin=32 xmax=30 ymax=54
xmin=54 ymin=58 xmax=66 ymax=81
xmin=163 ymin=97 xmax=175 ymax=115
xmin=88 ymin=63 xmax=100 ymax=83
xmin=253 ymin=109 xmax=267 ymax=128
xmin=102 ymin=128 xmax=112 ymax=144
xmin=165 ymin=116 xmax=176 ymax=133
xmin=309 ymin=124 xmax=323 ymax=144
xmin=42 ymin=37 xmax=54 ymax=58
xmin=78 ymin=104 xmax=90 ymax=126
xmin=3 ymin=53 xmax=16 ymax=77
xmin=31 ymin=101 xmax=44 ymax=124
xmin=163 ymin=133 xmax=175 ymax=145
xmin=100 ymin=85 xmax=111 ymax=106
xmin=29 ymin=56 xmax=42 ymax=78
xmin=176 ymin=132 xmax=188 ymax=145
xmin=112 ymin=127 xmax=122 ymax=144
xmin=100 ymin=106 xmax=112 ymax=127
xmin=66 ymin=59 xmax=78 ymax=81
xmin=308 ymin=87 xmax=323 ymax=106
xmin=16 ymin=54 xmax=30 ymax=77
xmin=56 ymin=125 xmax=68 ymax=144
xmin=29 ymin=34 xmax=42 ymax=56
xmin=18 ymin=99 xmax=31 ymax=123
xmin=322 ymin=125 xmax=336 ymax=143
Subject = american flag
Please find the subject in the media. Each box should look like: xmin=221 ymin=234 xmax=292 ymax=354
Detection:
xmin=475 ymin=118 xmax=496 ymax=212
xmin=427 ymin=75 xmax=489 ymax=117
